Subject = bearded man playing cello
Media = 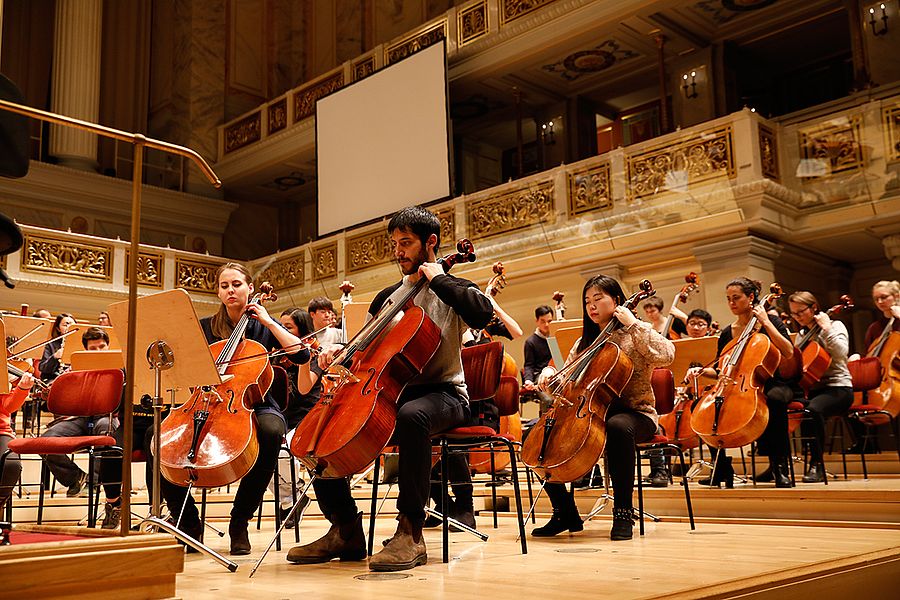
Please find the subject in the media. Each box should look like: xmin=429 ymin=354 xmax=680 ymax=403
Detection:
xmin=287 ymin=205 xmax=493 ymax=572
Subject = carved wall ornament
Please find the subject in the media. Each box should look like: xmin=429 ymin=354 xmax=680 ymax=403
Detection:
xmin=436 ymin=208 xmax=456 ymax=246
xmin=312 ymin=242 xmax=338 ymax=281
xmin=758 ymin=123 xmax=780 ymax=181
xmin=798 ymin=116 xmax=864 ymax=178
xmin=22 ymin=234 xmax=112 ymax=281
xmin=500 ymin=0 xmax=558 ymax=25
xmin=258 ymin=255 xmax=305 ymax=289
xmin=224 ymin=111 xmax=262 ymax=154
xmin=568 ymin=161 xmax=612 ymax=216
xmin=626 ymin=125 xmax=735 ymax=202
xmin=294 ymin=71 xmax=344 ymax=122
xmin=353 ymin=57 xmax=376 ymax=81
xmin=385 ymin=21 xmax=446 ymax=64
xmin=466 ymin=180 xmax=554 ymax=239
xmin=884 ymin=104 xmax=900 ymax=164
xmin=346 ymin=229 xmax=393 ymax=274
xmin=542 ymin=40 xmax=639 ymax=81
xmin=175 ymin=258 xmax=221 ymax=294
xmin=125 ymin=250 xmax=163 ymax=288
xmin=268 ymin=98 xmax=287 ymax=134
xmin=458 ymin=1 xmax=488 ymax=46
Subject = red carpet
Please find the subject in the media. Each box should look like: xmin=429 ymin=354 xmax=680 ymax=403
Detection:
xmin=7 ymin=531 xmax=89 ymax=545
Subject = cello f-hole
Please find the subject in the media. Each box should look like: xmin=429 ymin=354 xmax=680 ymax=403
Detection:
xmin=575 ymin=396 xmax=588 ymax=419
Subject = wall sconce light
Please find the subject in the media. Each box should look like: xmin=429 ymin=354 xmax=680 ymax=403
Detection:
xmin=869 ymin=3 xmax=888 ymax=36
xmin=541 ymin=121 xmax=555 ymax=145
xmin=682 ymin=71 xmax=698 ymax=99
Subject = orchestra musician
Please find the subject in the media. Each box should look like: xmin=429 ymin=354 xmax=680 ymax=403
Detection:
xmin=787 ymin=291 xmax=852 ymax=483
xmin=286 ymin=206 xmax=493 ymax=571
xmin=522 ymin=305 xmax=554 ymax=392
xmin=307 ymin=297 xmax=343 ymax=348
xmin=862 ymin=280 xmax=900 ymax=349
xmin=1 ymin=369 xmax=34 ymax=513
xmin=38 ymin=312 xmax=75 ymax=384
xmin=685 ymin=278 xmax=795 ymax=488
xmin=532 ymin=274 xmax=674 ymax=541
xmin=642 ymin=296 xmax=687 ymax=339
xmin=158 ymin=262 xmax=310 ymax=555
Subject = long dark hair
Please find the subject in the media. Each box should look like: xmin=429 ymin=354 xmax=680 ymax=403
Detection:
xmin=726 ymin=277 xmax=762 ymax=305
xmin=287 ymin=308 xmax=314 ymax=337
xmin=577 ymin=274 xmax=627 ymax=353
xmin=51 ymin=313 xmax=74 ymax=337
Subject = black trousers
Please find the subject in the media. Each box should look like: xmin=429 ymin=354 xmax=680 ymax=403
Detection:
xmin=159 ymin=411 xmax=285 ymax=526
xmin=100 ymin=416 xmax=155 ymax=502
xmin=755 ymin=384 xmax=793 ymax=458
xmin=545 ymin=405 xmax=656 ymax=512
xmin=0 ymin=434 xmax=20 ymax=510
xmin=313 ymin=384 xmax=470 ymax=527
xmin=800 ymin=386 xmax=853 ymax=461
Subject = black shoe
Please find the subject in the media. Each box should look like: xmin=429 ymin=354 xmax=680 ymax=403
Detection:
xmin=448 ymin=508 xmax=476 ymax=532
xmin=610 ymin=508 xmax=634 ymax=541
xmin=423 ymin=514 xmax=442 ymax=528
xmin=649 ymin=468 xmax=669 ymax=488
xmin=178 ymin=520 xmax=203 ymax=554
xmin=753 ymin=466 xmax=773 ymax=483
xmin=699 ymin=457 xmax=733 ymax=488
xmin=771 ymin=458 xmax=792 ymax=488
xmin=280 ymin=494 xmax=311 ymax=530
xmin=229 ymin=519 xmax=251 ymax=556
xmin=531 ymin=510 xmax=583 ymax=537
xmin=802 ymin=463 xmax=826 ymax=483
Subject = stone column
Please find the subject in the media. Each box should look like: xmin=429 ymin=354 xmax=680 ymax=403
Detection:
xmin=49 ymin=0 xmax=103 ymax=171
xmin=883 ymin=234 xmax=900 ymax=272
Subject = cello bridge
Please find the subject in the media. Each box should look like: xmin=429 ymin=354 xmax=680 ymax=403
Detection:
xmin=325 ymin=365 xmax=360 ymax=385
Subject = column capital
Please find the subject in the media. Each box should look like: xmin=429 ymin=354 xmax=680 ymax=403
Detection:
xmin=883 ymin=234 xmax=900 ymax=272
xmin=692 ymin=235 xmax=783 ymax=274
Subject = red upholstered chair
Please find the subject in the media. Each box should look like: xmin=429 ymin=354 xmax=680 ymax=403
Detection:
xmin=0 ymin=369 xmax=123 ymax=528
xmin=845 ymin=357 xmax=900 ymax=479
xmin=634 ymin=368 xmax=695 ymax=536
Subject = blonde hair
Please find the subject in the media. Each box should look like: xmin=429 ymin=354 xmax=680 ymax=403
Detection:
xmin=209 ymin=262 xmax=253 ymax=340
xmin=872 ymin=280 xmax=900 ymax=298
xmin=788 ymin=291 xmax=818 ymax=308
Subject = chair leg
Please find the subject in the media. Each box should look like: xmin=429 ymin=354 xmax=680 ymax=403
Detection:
xmin=37 ymin=462 xmax=47 ymax=524
xmin=523 ymin=458 xmax=535 ymax=524
xmin=859 ymin=419 xmax=870 ymax=480
xmin=441 ymin=439 xmax=449 ymax=564
xmin=273 ymin=454 xmax=281 ymax=552
xmin=199 ymin=488 xmax=207 ymax=543
xmin=750 ymin=444 xmax=757 ymax=486
xmin=288 ymin=453 xmax=300 ymax=543
xmin=367 ymin=457 xmax=380 ymax=557
xmin=505 ymin=440 xmax=527 ymax=555
xmin=675 ymin=447 xmax=695 ymax=530
xmin=87 ymin=450 xmax=96 ymax=528
xmin=636 ymin=446 xmax=644 ymax=536
xmin=489 ymin=446 xmax=498 ymax=529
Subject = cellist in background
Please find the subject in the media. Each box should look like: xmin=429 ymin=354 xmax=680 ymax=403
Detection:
xmin=287 ymin=206 xmax=493 ymax=572
xmin=642 ymin=296 xmax=687 ymax=339
xmin=685 ymin=278 xmax=794 ymax=487
xmin=532 ymin=275 xmax=674 ymax=541
xmin=159 ymin=262 xmax=310 ymax=556
xmin=787 ymin=291 xmax=852 ymax=483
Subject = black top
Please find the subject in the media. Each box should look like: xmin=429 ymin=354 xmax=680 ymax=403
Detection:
xmin=282 ymin=360 xmax=325 ymax=430
xmin=200 ymin=316 xmax=310 ymax=422
xmin=523 ymin=332 xmax=552 ymax=383
xmin=368 ymin=273 xmax=493 ymax=328
xmin=716 ymin=313 xmax=791 ymax=391
xmin=863 ymin=316 xmax=900 ymax=352
xmin=668 ymin=318 xmax=688 ymax=338
xmin=38 ymin=338 xmax=63 ymax=383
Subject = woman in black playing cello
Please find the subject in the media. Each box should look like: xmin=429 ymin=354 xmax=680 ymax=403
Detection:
xmin=532 ymin=274 xmax=674 ymax=541
xmin=159 ymin=262 xmax=309 ymax=555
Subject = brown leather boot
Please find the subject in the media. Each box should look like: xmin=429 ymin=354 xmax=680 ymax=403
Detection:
xmin=286 ymin=512 xmax=366 ymax=564
xmin=369 ymin=514 xmax=427 ymax=572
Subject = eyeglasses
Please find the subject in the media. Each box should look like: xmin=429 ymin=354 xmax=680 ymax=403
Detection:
xmin=686 ymin=320 xmax=708 ymax=328
xmin=789 ymin=305 xmax=813 ymax=318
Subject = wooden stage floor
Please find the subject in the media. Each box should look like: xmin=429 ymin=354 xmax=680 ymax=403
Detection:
xmin=175 ymin=513 xmax=900 ymax=599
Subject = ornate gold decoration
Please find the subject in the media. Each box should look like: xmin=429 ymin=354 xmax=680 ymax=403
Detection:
xmin=258 ymin=255 xmax=305 ymax=289
xmin=346 ymin=229 xmax=392 ymax=274
xmin=268 ymin=98 xmax=287 ymax=134
xmin=385 ymin=21 xmax=446 ymax=64
xmin=353 ymin=57 xmax=376 ymax=81
xmin=625 ymin=125 xmax=735 ymax=202
xmin=884 ymin=104 xmax=900 ymax=164
xmin=758 ymin=124 xmax=779 ymax=181
xmin=799 ymin=116 xmax=864 ymax=177
xmin=125 ymin=251 xmax=163 ymax=288
xmin=175 ymin=258 xmax=221 ymax=294
xmin=458 ymin=2 xmax=488 ymax=46
xmin=224 ymin=111 xmax=261 ymax=154
xmin=437 ymin=209 xmax=455 ymax=246
xmin=312 ymin=243 xmax=338 ymax=282
xmin=568 ymin=161 xmax=612 ymax=216
xmin=500 ymin=0 xmax=556 ymax=25
xmin=294 ymin=72 xmax=344 ymax=121
xmin=21 ymin=234 xmax=112 ymax=281
xmin=466 ymin=181 xmax=555 ymax=239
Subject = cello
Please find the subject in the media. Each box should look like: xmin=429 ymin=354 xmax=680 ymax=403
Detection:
xmin=658 ymin=362 xmax=705 ymax=450
xmin=662 ymin=272 xmax=700 ymax=340
xmin=794 ymin=295 xmax=853 ymax=396
xmin=521 ymin=280 xmax=656 ymax=483
xmin=159 ymin=282 xmax=277 ymax=488
xmin=854 ymin=313 xmax=900 ymax=418
xmin=291 ymin=240 xmax=477 ymax=478
xmin=468 ymin=261 xmax=522 ymax=474
xmin=691 ymin=284 xmax=785 ymax=449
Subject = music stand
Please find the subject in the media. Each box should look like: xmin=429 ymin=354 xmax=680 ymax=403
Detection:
xmin=3 ymin=315 xmax=53 ymax=361
xmin=107 ymin=289 xmax=237 ymax=571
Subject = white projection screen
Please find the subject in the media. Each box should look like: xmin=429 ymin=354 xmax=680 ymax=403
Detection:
xmin=316 ymin=41 xmax=451 ymax=236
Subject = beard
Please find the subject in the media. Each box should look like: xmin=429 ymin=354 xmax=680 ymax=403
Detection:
xmin=398 ymin=246 xmax=428 ymax=275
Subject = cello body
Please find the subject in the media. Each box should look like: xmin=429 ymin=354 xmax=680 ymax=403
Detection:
xmin=692 ymin=333 xmax=779 ymax=449
xmin=854 ymin=330 xmax=900 ymax=419
xmin=291 ymin=305 xmax=440 ymax=478
xmin=658 ymin=390 xmax=701 ymax=450
xmin=470 ymin=351 xmax=522 ymax=474
xmin=159 ymin=338 xmax=271 ymax=488
xmin=798 ymin=342 xmax=831 ymax=395
xmin=520 ymin=342 xmax=632 ymax=483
